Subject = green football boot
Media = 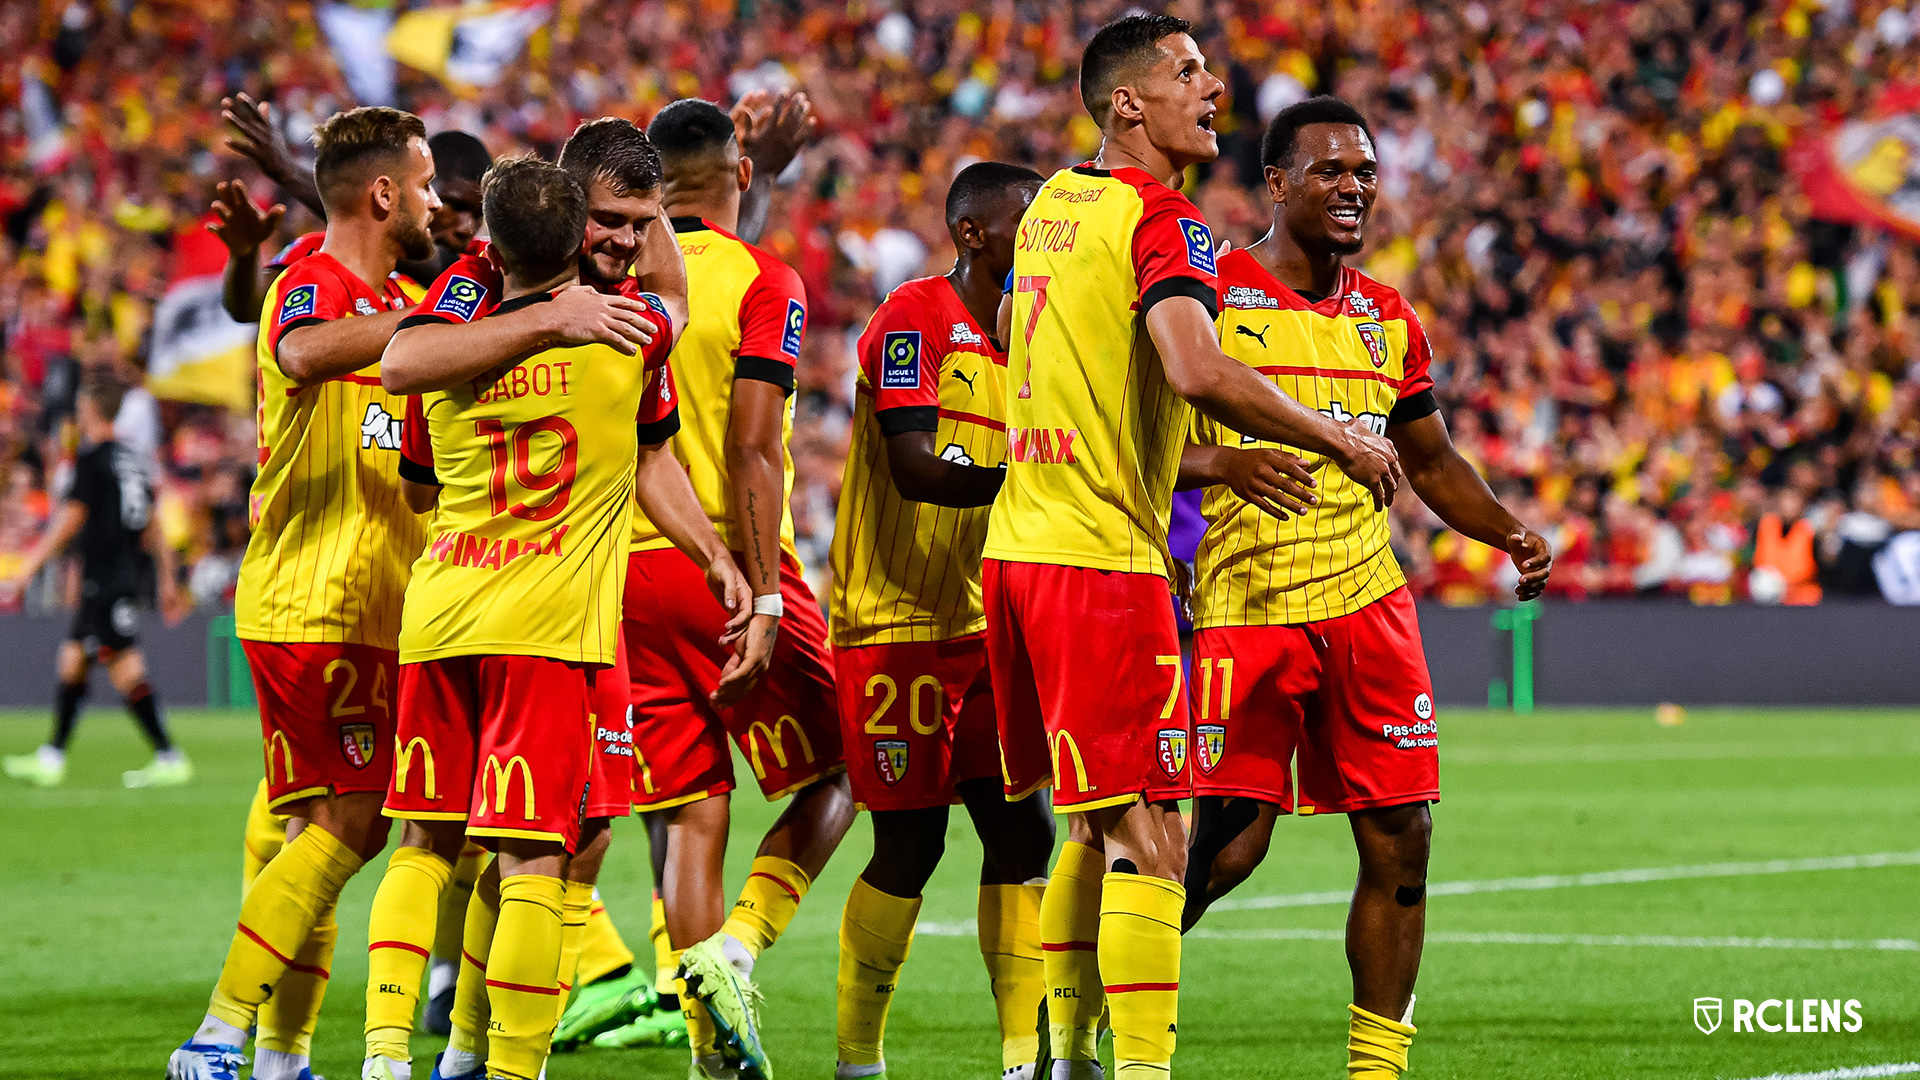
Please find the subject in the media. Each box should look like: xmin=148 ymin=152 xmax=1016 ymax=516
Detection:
xmin=552 ymin=967 xmax=657 ymax=1050
xmin=591 ymin=1007 xmax=691 ymax=1049
xmin=677 ymin=938 xmax=770 ymax=1080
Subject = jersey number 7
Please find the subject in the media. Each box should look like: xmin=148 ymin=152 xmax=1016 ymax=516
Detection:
xmin=1016 ymin=275 xmax=1050 ymax=348
xmin=476 ymin=417 xmax=577 ymax=522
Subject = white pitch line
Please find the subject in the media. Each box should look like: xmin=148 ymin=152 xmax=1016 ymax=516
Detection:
xmin=1447 ymin=739 xmax=1920 ymax=766
xmin=1184 ymin=928 xmax=1920 ymax=952
xmin=1724 ymin=1064 xmax=1920 ymax=1080
xmin=1209 ymin=851 xmax=1920 ymax=913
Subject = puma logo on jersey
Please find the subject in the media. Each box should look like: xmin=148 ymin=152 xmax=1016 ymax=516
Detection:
xmin=1235 ymin=325 xmax=1269 ymax=348
xmin=952 ymin=369 xmax=978 ymax=394
xmin=360 ymin=403 xmax=403 ymax=450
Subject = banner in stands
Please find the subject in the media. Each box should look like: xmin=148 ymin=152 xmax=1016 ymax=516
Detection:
xmin=1793 ymin=92 xmax=1920 ymax=242
xmin=145 ymin=215 xmax=255 ymax=413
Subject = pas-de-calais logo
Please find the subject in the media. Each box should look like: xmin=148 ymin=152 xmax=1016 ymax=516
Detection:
xmin=339 ymin=723 xmax=376 ymax=770
xmin=1695 ymin=998 xmax=1722 ymax=1035
xmin=1356 ymin=321 xmax=1389 ymax=368
xmin=881 ymin=331 xmax=921 ymax=389
xmin=875 ymin=740 xmax=908 ymax=786
xmin=1157 ymin=728 xmax=1188 ymax=778
xmin=1196 ymin=724 xmax=1225 ymax=773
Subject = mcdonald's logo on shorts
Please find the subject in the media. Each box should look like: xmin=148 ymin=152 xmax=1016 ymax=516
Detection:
xmin=481 ymin=755 xmax=537 ymax=820
xmin=745 ymin=715 xmax=816 ymax=780
xmin=265 ymin=730 xmax=296 ymax=786
xmin=394 ymin=736 xmax=438 ymax=800
xmin=1049 ymin=730 xmax=1090 ymax=794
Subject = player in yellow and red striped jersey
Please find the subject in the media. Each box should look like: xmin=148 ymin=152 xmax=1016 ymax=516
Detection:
xmin=985 ymin=18 xmax=1406 ymax=1080
xmin=169 ymin=106 xmax=441 ymax=1080
xmin=1175 ymin=96 xmax=1553 ymax=1080
xmin=826 ymin=162 xmax=1058 ymax=1080
xmin=368 ymin=120 xmax=747 ymax=1080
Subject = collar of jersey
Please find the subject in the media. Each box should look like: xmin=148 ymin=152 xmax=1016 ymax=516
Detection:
xmin=670 ymin=215 xmax=713 ymax=234
xmin=1070 ymin=163 xmax=1112 ymax=178
xmin=490 ymin=290 xmax=558 ymax=317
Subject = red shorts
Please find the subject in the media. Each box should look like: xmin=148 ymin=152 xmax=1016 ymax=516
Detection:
xmin=242 ymin=640 xmax=398 ymax=810
xmin=1190 ymin=587 xmax=1439 ymax=814
xmin=385 ymin=654 xmax=597 ymax=851
xmin=623 ymin=548 xmax=844 ymax=811
xmin=984 ymin=560 xmax=1190 ymax=812
xmin=584 ymin=635 xmax=634 ymax=820
xmin=834 ymin=633 xmax=1001 ymax=812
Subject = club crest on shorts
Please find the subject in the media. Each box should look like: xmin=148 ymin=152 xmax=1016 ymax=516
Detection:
xmin=1157 ymin=728 xmax=1188 ymax=778
xmin=1356 ymin=321 xmax=1388 ymax=368
xmin=339 ymin=723 xmax=376 ymax=769
xmin=875 ymin=740 xmax=909 ymax=786
xmin=1196 ymin=724 xmax=1225 ymax=773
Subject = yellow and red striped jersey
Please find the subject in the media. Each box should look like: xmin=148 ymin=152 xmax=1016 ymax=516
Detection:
xmin=395 ymin=289 xmax=663 ymax=665
xmin=629 ymin=216 xmax=806 ymax=558
xmin=830 ymin=275 xmax=1007 ymax=646
xmin=984 ymin=165 xmax=1220 ymax=577
xmin=1192 ymin=250 xmax=1436 ymax=625
xmin=234 ymin=252 xmax=427 ymax=647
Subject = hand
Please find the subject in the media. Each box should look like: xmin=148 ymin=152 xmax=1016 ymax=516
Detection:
xmin=1330 ymin=418 xmax=1403 ymax=511
xmin=1507 ymin=528 xmax=1553 ymax=601
xmin=705 ymin=554 xmax=754 ymax=646
xmin=206 ymin=179 xmax=284 ymax=257
xmin=221 ymin=94 xmax=304 ymax=189
xmin=541 ymin=286 xmax=659 ymax=353
xmin=159 ymin=582 xmax=191 ymax=627
xmin=710 ymin=611 xmax=779 ymax=709
xmin=1217 ymin=446 xmax=1318 ymax=519
xmin=732 ymin=88 xmax=818 ymax=179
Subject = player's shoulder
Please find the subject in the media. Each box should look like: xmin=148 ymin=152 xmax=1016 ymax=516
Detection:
xmin=1339 ymin=266 xmax=1416 ymax=323
xmin=1105 ymin=166 xmax=1202 ymax=215
xmin=425 ymin=254 xmax=504 ymax=321
xmin=878 ymin=275 xmax=952 ymax=315
xmin=266 ymin=230 xmax=326 ymax=270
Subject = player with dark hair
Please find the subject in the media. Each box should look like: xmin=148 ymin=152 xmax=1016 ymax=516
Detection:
xmin=371 ymin=154 xmax=667 ymax=1080
xmin=987 ymin=18 xmax=1401 ymax=1080
xmin=1177 ymin=94 xmax=1551 ymax=1080
xmin=3 ymin=374 xmax=188 ymax=789
xmin=168 ymin=105 xmax=440 ymax=1080
xmin=365 ymin=120 xmax=743 ymax=1080
xmin=826 ymin=161 xmax=1054 ymax=1080
xmin=591 ymin=96 xmax=852 ymax=1080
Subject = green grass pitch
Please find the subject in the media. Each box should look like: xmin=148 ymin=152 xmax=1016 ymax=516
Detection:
xmin=2 ymin=705 xmax=1916 ymax=1079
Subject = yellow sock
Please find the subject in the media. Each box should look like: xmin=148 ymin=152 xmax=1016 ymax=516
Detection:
xmin=552 ymin=880 xmax=595 ymax=1028
xmin=835 ymin=876 xmax=921 ymax=1067
xmin=1347 ymin=1003 xmax=1416 ymax=1079
xmin=208 ymin=824 xmax=362 ymax=1029
xmin=980 ymin=882 xmax=1046 ymax=1070
xmin=719 ymin=855 xmax=811 ymax=958
xmin=433 ymin=844 xmax=488 ymax=965
xmin=575 ymin=889 xmax=636 ymax=987
xmin=1040 ymin=841 xmax=1105 ymax=1061
xmin=485 ymin=874 xmax=566 ymax=1080
xmin=256 ymin=900 xmax=336 ymax=1057
xmin=1098 ymin=873 xmax=1184 ymax=1080
xmin=364 ymin=846 xmax=454 ymax=1061
xmin=449 ymin=862 xmax=501 ymax=1060
xmin=650 ymin=894 xmax=676 ymax=997
xmin=241 ymin=779 xmax=285 ymax=895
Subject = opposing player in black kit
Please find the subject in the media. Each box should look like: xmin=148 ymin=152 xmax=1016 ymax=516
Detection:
xmin=4 ymin=375 xmax=190 ymax=789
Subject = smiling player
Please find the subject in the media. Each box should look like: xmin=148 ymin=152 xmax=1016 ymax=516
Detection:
xmin=1177 ymin=96 xmax=1553 ymax=1080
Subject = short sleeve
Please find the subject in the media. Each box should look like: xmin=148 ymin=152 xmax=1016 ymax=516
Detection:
xmin=1132 ymin=185 xmax=1219 ymax=317
xmin=398 ymin=257 xmax=501 ymax=331
xmin=266 ymin=263 xmax=350 ymax=358
xmin=735 ymin=259 xmax=806 ymax=393
xmin=1398 ymin=305 xmax=1435 ymax=400
xmin=399 ymin=395 xmax=437 ymax=485
xmin=856 ymin=295 xmax=941 ymax=435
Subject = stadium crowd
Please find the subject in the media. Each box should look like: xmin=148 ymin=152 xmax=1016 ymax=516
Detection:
xmin=4 ymin=0 xmax=1920 ymax=608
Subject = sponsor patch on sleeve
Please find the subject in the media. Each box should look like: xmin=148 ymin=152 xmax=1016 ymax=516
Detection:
xmin=278 ymin=283 xmax=317 ymax=323
xmin=637 ymin=291 xmax=670 ymax=322
xmin=880 ymin=331 xmax=922 ymax=389
xmin=781 ymin=297 xmax=805 ymax=358
xmin=432 ymin=275 xmax=487 ymax=321
xmin=1178 ymin=217 xmax=1217 ymax=275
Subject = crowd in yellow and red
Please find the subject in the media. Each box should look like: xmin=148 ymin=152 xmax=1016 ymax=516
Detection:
xmin=4 ymin=0 xmax=1919 ymax=610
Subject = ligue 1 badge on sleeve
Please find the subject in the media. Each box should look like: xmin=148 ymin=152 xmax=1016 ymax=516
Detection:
xmin=875 ymin=740 xmax=908 ymax=786
xmin=340 ymin=723 xmax=376 ymax=770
